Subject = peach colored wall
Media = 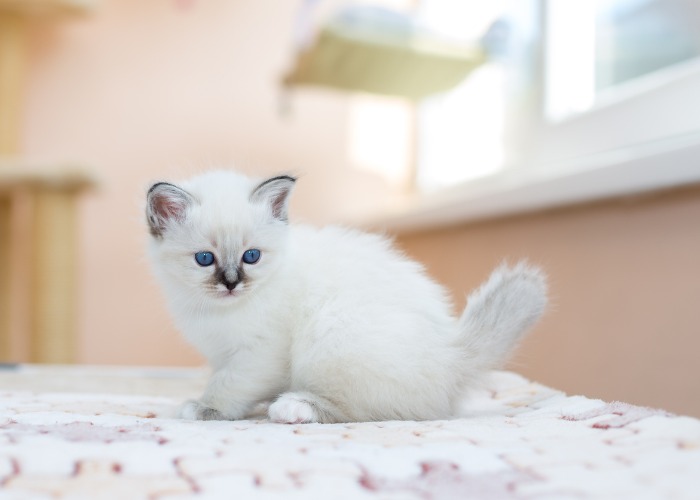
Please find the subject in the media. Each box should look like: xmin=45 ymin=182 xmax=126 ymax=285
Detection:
xmin=20 ymin=0 xmax=392 ymax=366
xmin=394 ymin=187 xmax=700 ymax=418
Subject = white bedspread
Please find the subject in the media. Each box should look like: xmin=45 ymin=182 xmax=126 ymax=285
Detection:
xmin=0 ymin=365 xmax=698 ymax=499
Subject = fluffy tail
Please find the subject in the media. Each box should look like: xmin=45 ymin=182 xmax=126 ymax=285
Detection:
xmin=457 ymin=261 xmax=548 ymax=377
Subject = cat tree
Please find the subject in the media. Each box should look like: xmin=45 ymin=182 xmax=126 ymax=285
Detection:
xmin=0 ymin=0 xmax=98 ymax=363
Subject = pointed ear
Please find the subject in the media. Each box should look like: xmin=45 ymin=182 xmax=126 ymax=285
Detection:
xmin=146 ymin=182 xmax=195 ymax=237
xmin=250 ymin=175 xmax=296 ymax=222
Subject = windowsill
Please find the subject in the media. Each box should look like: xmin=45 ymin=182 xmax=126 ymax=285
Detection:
xmin=352 ymin=130 xmax=700 ymax=233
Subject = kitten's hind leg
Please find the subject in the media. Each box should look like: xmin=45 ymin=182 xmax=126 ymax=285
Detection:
xmin=268 ymin=391 xmax=348 ymax=424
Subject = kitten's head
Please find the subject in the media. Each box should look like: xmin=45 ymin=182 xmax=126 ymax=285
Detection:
xmin=146 ymin=171 xmax=295 ymax=306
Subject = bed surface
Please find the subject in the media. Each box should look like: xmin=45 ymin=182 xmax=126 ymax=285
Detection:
xmin=1 ymin=364 xmax=698 ymax=499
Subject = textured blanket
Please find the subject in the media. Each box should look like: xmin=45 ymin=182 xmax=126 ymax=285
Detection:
xmin=0 ymin=365 xmax=698 ymax=499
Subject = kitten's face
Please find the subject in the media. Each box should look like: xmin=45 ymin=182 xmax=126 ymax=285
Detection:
xmin=147 ymin=172 xmax=295 ymax=306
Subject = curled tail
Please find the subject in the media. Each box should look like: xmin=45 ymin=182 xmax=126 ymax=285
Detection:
xmin=458 ymin=261 xmax=548 ymax=377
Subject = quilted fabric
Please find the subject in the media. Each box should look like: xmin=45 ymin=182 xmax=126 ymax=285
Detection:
xmin=0 ymin=366 xmax=698 ymax=499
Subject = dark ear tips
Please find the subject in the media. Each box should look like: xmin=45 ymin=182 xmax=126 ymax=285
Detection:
xmin=250 ymin=175 xmax=297 ymax=222
xmin=146 ymin=182 xmax=193 ymax=237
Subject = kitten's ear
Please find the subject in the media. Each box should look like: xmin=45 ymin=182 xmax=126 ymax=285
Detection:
xmin=146 ymin=182 xmax=195 ymax=237
xmin=250 ymin=175 xmax=296 ymax=222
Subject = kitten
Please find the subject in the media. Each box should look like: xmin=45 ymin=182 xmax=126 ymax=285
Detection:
xmin=146 ymin=170 xmax=547 ymax=424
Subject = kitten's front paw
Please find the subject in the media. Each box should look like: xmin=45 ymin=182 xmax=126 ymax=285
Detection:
xmin=179 ymin=399 xmax=227 ymax=421
xmin=268 ymin=394 xmax=319 ymax=424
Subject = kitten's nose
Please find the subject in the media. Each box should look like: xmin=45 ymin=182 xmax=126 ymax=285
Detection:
xmin=223 ymin=279 xmax=239 ymax=291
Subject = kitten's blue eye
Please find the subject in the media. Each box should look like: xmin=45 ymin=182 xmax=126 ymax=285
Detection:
xmin=242 ymin=248 xmax=261 ymax=264
xmin=194 ymin=251 xmax=215 ymax=267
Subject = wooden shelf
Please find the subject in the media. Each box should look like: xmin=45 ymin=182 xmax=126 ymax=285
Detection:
xmin=0 ymin=161 xmax=99 ymax=194
xmin=0 ymin=0 xmax=97 ymax=17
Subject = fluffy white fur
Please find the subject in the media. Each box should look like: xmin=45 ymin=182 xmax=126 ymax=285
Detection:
xmin=146 ymin=170 xmax=547 ymax=424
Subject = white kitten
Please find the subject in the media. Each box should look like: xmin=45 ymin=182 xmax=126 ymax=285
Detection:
xmin=146 ymin=170 xmax=547 ymax=423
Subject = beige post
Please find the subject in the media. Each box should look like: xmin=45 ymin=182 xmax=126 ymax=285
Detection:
xmin=0 ymin=12 xmax=25 ymax=360
xmin=0 ymin=13 xmax=24 ymax=153
xmin=30 ymin=190 xmax=79 ymax=362
xmin=0 ymin=198 xmax=10 ymax=359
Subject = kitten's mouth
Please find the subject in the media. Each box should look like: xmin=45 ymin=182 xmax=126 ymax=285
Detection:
xmin=215 ymin=289 xmax=241 ymax=299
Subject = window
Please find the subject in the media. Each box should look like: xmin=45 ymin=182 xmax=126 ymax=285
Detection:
xmin=405 ymin=0 xmax=700 ymax=229
xmin=416 ymin=0 xmax=518 ymax=190
xmin=547 ymin=0 xmax=700 ymax=120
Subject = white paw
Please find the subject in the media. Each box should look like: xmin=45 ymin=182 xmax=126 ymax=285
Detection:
xmin=268 ymin=394 xmax=319 ymax=424
xmin=179 ymin=399 xmax=226 ymax=421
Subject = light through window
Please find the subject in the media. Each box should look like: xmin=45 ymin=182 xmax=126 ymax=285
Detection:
xmin=418 ymin=0 xmax=700 ymax=193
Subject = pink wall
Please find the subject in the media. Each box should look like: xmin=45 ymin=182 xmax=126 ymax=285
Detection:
xmin=396 ymin=187 xmax=700 ymax=417
xmin=21 ymin=0 xmax=390 ymax=365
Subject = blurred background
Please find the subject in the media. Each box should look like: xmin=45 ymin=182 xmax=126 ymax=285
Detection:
xmin=0 ymin=0 xmax=699 ymax=416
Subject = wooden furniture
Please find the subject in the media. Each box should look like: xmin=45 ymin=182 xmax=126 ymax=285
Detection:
xmin=0 ymin=0 xmax=98 ymax=363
